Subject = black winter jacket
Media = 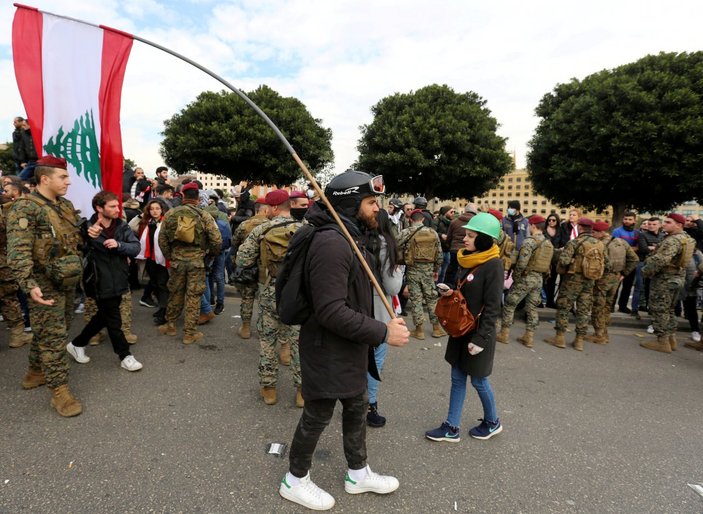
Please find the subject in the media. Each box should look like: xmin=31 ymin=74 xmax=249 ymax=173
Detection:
xmin=86 ymin=216 xmax=140 ymax=300
xmin=299 ymin=202 xmax=387 ymax=401
xmin=444 ymin=257 xmax=503 ymax=378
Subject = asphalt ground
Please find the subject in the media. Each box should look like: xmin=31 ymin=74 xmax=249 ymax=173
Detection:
xmin=2 ymin=288 xmax=703 ymax=513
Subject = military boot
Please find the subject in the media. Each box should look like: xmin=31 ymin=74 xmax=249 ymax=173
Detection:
xmin=669 ymin=334 xmax=678 ymax=351
xmin=124 ymin=331 xmax=138 ymax=344
xmin=544 ymin=331 xmax=566 ymax=349
xmin=517 ymin=330 xmax=534 ymax=348
xmin=640 ymin=335 xmax=672 ymax=354
xmin=279 ymin=342 xmax=291 ymax=366
xmin=238 ymin=321 xmax=251 ymax=339
xmin=21 ymin=368 xmax=45 ymax=389
xmin=295 ymin=387 xmax=304 ymax=408
xmin=158 ymin=322 xmax=177 ymax=336
xmin=591 ymin=329 xmax=609 ymax=345
xmin=89 ymin=330 xmax=106 ymax=345
xmin=411 ymin=325 xmax=426 ymax=340
xmin=684 ymin=340 xmax=703 ymax=351
xmin=572 ymin=335 xmax=585 ymax=352
xmin=8 ymin=325 xmax=33 ymax=348
xmin=50 ymin=384 xmax=82 ymax=417
xmin=183 ymin=331 xmax=204 ymax=345
xmin=261 ymin=387 xmax=277 ymax=405
xmin=496 ymin=327 xmax=510 ymax=344
xmin=431 ymin=323 xmax=446 ymax=338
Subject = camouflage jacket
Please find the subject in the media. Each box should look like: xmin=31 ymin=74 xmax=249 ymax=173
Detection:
xmin=158 ymin=202 xmax=222 ymax=263
xmin=642 ymin=231 xmax=696 ymax=278
xmin=514 ymin=232 xmax=544 ymax=276
xmin=0 ymin=203 xmax=12 ymax=280
xmin=235 ymin=215 xmax=301 ymax=282
xmin=558 ymin=232 xmax=608 ymax=274
xmin=7 ymin=192 xmax=82 ymax=292
xmin=397 ymin=223 xmax=443 ymax=271
xmin=231 ymin=214 xmax=269 ymax=257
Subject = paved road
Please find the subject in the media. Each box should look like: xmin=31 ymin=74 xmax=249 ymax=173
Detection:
xmin=2 ymin=291 xmax=703 ymax=513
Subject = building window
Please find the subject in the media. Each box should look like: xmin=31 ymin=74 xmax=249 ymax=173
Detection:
xmin=516 ymin=177 xmax=522 ymax=182
xmin=491 ymin=200 xmax=496 ymax=205
xmin=532 ymin=200 xmax=538 ymax=205
xmin=507 ymin=186 xmax=512 ymax=190
xmin=540 ymin=209 xmax=546 ymax=214
xmin=541 ymin=200 xmax=547 ymax=205
xmin=560 ymin=210 xmax=567 ymax=215
xmin=499 ymin=193 xmax=504 ymax=197
xmin=508 ymin=178 xmax=513 ymax=182
xmin=516 ymin=185 xmax=521 ymax=190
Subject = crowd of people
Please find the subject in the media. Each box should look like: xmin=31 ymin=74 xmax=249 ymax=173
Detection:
xmin=3 ymin=140 xmax=702 ymax=510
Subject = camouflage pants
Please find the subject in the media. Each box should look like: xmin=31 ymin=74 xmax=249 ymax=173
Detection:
xmin=591 ymin=273 xmax=621 ymax=331
xmin=84 ymin=290 xmax=132 ymax=333
xmin=649 ymin=274 xmax=684 ymax=336
xmin=27 ymin=277 xmax=75 ymax=388
xmin=235 ymin=282 xmax=257 ymax=322
xmin=407 ymin=264 xmax=438 ymax=326
xmin=166 ymin=259 xmax=206 ymax=336
xmin=555 ymin=274 xmax=594 ymax=335
xmin=258 ymin=284 xmax=300 ymax=388
xmin=502 ymin=272 xmax=543 ymax=330
xmin=0 ymin=280 xmax=25 ymax=329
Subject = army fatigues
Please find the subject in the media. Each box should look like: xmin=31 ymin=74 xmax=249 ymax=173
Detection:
xmin=502 ymin=232 xmax=552 ymax=330
xmin=591 ymin=235 xmax=638 ymax=333
xmin=0 ymin=203 xmax=28 ymax=336
xmin=236 ymin=215 xmax=302 ymax=388
xmin=231 ymin=214 xmax=268 ymax=323
xmin=7 ymin=192 xmax=82 ymax=388
xmin=555 ymin=233 xmax=605 ymax=336
xmin=642 ymin=232 xmax=695 ymax=337
xmin=159 ymin=202 xmax=222 ymax=337
xmin=397 ymin=224 xmax=443 ymax=327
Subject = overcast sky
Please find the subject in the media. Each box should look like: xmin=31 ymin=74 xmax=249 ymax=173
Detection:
xmin=2 ymin=0 xmax=702 ymax=179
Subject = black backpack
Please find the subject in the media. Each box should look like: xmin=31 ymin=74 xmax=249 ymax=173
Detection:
xmin=275 ymin=224 xmax=345 ymax=325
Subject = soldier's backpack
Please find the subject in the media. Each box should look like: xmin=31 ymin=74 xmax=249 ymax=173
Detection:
xmin=405 ymin=227 xmax=438 ymax=265
xmin=526 ymin=239 xmax=554 ymax=273
xmin=607 ymin=238 xmax=627 ymax=273
xmin=498 ymin=233 xmax=515 ymax=272
xmin=174 ymin=205 xmax=204 ymax=246
xmin=260 ymin=220 xmax=300 ymax=279
xmin=576 ymin=239 xmax=605 ymax=280
xmin=675 ymin=233 xmax=695 ymax=268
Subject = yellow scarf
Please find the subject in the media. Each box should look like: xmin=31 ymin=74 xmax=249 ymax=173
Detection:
xmin=457 ymin=244 xmax=500 ymax=269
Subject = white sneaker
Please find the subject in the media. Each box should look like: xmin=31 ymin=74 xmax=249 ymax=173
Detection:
xmin=692 ymin=331 xmax=702 ymax=343
xmin=74 ymin=303 xmax=85 ymax=314
xmin=66 ymin=342 xmax=90 ymax=364
xmin=344 ymin=465 xmax=399 ymax=495
xmin=279 ymin=472 xmax=335 ymax=510
xmin=24 ymin=326 xmax=32 ymax=332
xmin=647 ymin=325 xmax=655 ymax=334
xmin=120 ymin=355 xmax=143 ymax=372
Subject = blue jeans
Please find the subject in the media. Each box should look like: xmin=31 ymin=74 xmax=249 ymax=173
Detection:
xmin=631 ymin=262 xmax=644 ymax=311
xmin=18 ymin=161 xmax=36 ymax=180
xmin=200 ymin=276 xmax=212 ymax=314
xmin=367 ymin=342 xmax=388 ymax=404
xmin=208 ymin=253 xmax=226 ymax=305
xmin=224 ymin=247 xmax=235 ymax=283
xmin=446 ymin=366 xmax=497 ymax=428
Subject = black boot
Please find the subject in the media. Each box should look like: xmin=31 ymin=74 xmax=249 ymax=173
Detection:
xmin=153 ymin=308 xmax=166 ymax=326
xmin=366 ymin=402 xmax=386 ymax=428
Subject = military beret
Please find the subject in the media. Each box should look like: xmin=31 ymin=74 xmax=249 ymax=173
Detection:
xmin=528 ymin=215 xmax=545 ymax=224
xmin=577 ymin=217 xmax=594 ymax=227
xmin=36 ymin=155 xmax=67 ymax=169
xmin=264 ymin=189 xmax=289 ymax=206
xmin=667 ymin=213 xmax=686 ymax=225
xmin=289 ymin=190 xmax=307 ymax=199
xmin=593 ymin=221 xmax=610 ymax=232
xmin=255 ymin=196 xmax=267 ymax=204
xmin=181 ymin=182 xmax=199 ymax=193
xmin=409 ymin=208 xmax=424 ymax=217
xmin=488 ymin=209 xmax=503 ymax=222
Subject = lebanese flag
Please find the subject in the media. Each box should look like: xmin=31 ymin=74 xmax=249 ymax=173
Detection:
xmin=12 ymin=4 xmax=132 ymax=217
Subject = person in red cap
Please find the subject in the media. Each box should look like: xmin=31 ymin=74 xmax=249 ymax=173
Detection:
xmin=230 ymin=197 xmax=270 ymax=338
xmin=497 ymin=214 xmax=554 ymax=347
xmin=587 ymin=221 xmax=638 ymax=344
xmin=7 ymin=155 xmax=84 ymax=417
xmin=289 ymin=190 xmax=310 ymax=221
xmin=236 ymin=188 xmax=305 ymax=407
xmin=546 ymin=217 xmax=605 ymax=351
xmin=640 ymin=213 xmax=696 ymax=353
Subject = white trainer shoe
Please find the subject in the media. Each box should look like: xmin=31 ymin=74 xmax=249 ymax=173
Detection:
xmin=120 ymin=355 xmax=143 ymax=372
xmin=344 ymin=465 xmax=399 ymax=495
xmin=279 ymin=472 xmax=335 ymax=510
xmin=692 ymin=331 xmax=701 ymax=343
xmin=66 ymin=342 xmax=90 ymax=364
xmin=647 ymin=325 xmax=655 ymax=334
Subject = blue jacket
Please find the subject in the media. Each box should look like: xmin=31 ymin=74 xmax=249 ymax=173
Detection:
xmin=502 ymin=215 xmax=530 ymax=250
xmin=612 ymin=226 xmax=639 ymax=247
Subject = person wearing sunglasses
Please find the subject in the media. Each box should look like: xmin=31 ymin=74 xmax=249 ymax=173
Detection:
xmin=544 ymin=213 xmax=561 ymax=308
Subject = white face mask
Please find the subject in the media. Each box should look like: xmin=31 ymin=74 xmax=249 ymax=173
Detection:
xmin=507 ymin=208 xmax=517 ymax=216
xmin=306 ymin=190 xmax=315 ymax=199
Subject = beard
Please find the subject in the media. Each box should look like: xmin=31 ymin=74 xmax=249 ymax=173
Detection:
xmin=357 ymin=210 xmax=379 ymax=231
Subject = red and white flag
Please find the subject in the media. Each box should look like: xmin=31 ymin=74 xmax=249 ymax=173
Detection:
xmin=12 ymin=4 xmax=133 ymax=216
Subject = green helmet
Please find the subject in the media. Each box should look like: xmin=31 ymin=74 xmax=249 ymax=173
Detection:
xmin=463 ymin=212 xmax=501 ymax=240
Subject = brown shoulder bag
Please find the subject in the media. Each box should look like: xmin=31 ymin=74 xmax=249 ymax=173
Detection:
xmin=435 ymin=269 xmax=482 ymax=338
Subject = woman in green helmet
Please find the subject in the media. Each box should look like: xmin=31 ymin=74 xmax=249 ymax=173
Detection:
xmin=426 ymin=212 xmax=504 ymax=442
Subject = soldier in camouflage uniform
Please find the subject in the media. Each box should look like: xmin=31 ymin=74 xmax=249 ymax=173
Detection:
xmin=236 ymin=190 xmax=303 ymax=407
xmin=497 ymin=215 xmax=553 ymax=348
xmin=640 ymin=213 xmax=695 ymax=354
xmin=231 ymin=199 xmax=269 ymax=339
xmin=587 ymin=221 xmax=638 ymax=344
xmin=158 ymin=182 xmax=221 ymax=344
xmin=545 ymin=218 xmax=605 ymax=352
xmin=0 ymin=194 xmax=34 ymax=349
xmin=83 ymin=291 xmax=137 ymax=345
xmin=397 ymin=210 xmax=444 ymax=340
xmin=7 ymin=156 xmax=84 ymax=417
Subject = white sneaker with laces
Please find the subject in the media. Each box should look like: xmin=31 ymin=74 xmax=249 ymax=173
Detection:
xmin=344 ymin=465 xmax=399 ymax=495
xmin=66 ymin=342 xmax=90 ymax=363
xmin=120 ymin=355 xmax=143 ymax=372
xmin=279 ymin=472 xmax=335 ymax=510
xmin=692 ymin=331 xmax=701 ymax=343
xmin=647 ymin=325 xmax=655 ymax=334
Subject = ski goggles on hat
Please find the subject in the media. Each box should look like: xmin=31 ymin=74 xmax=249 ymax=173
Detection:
xmin=369 ymin=175 xmax=385 ymax=194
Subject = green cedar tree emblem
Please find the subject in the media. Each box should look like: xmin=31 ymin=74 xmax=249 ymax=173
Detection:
xmin=44 ymin=110 xmax=101 ymax=188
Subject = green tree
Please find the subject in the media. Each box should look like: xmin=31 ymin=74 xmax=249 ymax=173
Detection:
xmin=357 ymin=84 xmax=512 ymax=199
xmin=160 ymin=86 xmax=333 ymax=186
xmin=528 ymin=52 xmax=703 ymax=223
xmin=0 ymin=144 xmax=14 ymax=175
xmin=123 ymin=158 xmax=136 ymax=174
